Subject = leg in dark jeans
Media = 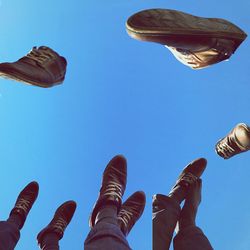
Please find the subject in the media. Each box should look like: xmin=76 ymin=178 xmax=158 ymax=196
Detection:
xmin=153 ymin=158 xmax=207 ymax=250
xmin=84 ymin=205 xmax=131 ymax=250
xmin=153 ymin=181 xmax=213 ymax=250
xmin=85 ymin=156 xmax=146 ymax=250
xmin=173 ymin=179 xmax=213 ymax=250
xmin=0 ymin=182 xmax=38 ymax=250
xmin=153 ymin=194 xmax=181 ymax=250
xmin=37 ymin=201 xmax=76 ymax=250
xmin=173 ymin=226 xmax=212 ymax=250
xmin=0 ymin=220 xmax=20 ymax=250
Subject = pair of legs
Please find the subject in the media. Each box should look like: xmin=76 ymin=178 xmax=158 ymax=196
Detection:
xmin=153 ymin=158 xmax=213 ymax=250
xmin=0 ymin=156 xmax=145 ymax=250
xmin=84 ymin=155 xmax=213 ymax=250
xmin=0 ymin=156 xmax=213 ymax=250
xmin=0 ymin=182 xmax=76 ymax=250
xmin=84 ymin=155 xmax=146 ymax=250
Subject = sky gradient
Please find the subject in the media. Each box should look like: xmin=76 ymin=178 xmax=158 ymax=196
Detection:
xmin=0 ymin=1 xmax=249 ymax=249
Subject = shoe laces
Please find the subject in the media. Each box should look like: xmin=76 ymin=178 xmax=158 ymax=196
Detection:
xmin=217 ymin=135 xmax=239 ymax=159
xmin=118 ymin=209 xmax=134 ymax=226
xmin=26 ymin=47 xmax=55 ymax=65
xmin=15 ymin=198 xmax=31 ymax=213
xmin=103 ymin=181 xmax=123 ymax=199
xmin=52 ymin=217 xmax=68 ymax=232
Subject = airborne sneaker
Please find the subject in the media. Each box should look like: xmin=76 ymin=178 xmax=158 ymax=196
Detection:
xmin=37 ymin=200 xmax=76 ymax=245
xmin=118 ymin=191 xmax=146 ymax=236
xmin=126 ymin=9 xmax=247 ymax=69
xmin=89 ymin=155 xmax=127 ymax=228
xmin=216 ymin=123 xmax=250 ymax=159
xmin=0 ymin=46 xmax=67 ymax=87
xmin=9 ymin=181 xmax=39 ymax=229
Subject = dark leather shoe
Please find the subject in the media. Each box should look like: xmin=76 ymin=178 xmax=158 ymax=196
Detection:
xmin=216 ymin=123 xmax=250 ymax=159
xmin=37 ymin=200 xmax=76 ymax=245
xmin=118 ymin=191 xmax=146 ymax=236
xmin=0 ymin=46 xmax=67 ymax=87
xmin=126 ymin=9 xmax=247 ymax=69
xmin=173 ymin=158 xmax=207 ymax=188
xmin=9 ymin=181 xmax=39 ymax=229
xmin=89 ymin=155 xmax=127 ymax=228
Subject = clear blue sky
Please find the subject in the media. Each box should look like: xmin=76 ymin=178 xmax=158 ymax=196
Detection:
xmin=0 ymin=1 xmax=249 ymax=249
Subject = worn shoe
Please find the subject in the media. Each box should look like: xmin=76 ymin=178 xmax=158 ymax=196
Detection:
xmin=172 ymin=158 xmax=207 ymax=189
xmin=0 ymin=46 xmax=67 ymax=87
xmin=37 ymin=200 xmax=76 ymax=245
xmin=118 ymin=191 xmax=146 ymax=236
xmin=9 ymin=181 xmax=39 ymax=229
xmin=89 ymin=155 xmax=127 ymax=228
xmin=126 ymin=9 xmax=247 ymax=69
xmin=216 ymin=123 xmax=250 ymax=159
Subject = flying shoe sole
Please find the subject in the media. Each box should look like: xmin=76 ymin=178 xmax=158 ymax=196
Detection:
xmin=126 ymin=9 xmax=247 ymax=42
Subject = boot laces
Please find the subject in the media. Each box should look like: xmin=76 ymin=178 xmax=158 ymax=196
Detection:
xmin=52 ymin=217 xmax=68 ymax=232
xmin=217 ymin=136 xmax=238 ymax=158
xmin=118 ymin=209 xmax=134 ymax=225
xmin=15 ymin=198 xmax=31 ymax=213
xmin=26 ymin=47 xmax=55 ymax=65
xmin=104 ymin=181 xmax=123 ymax=199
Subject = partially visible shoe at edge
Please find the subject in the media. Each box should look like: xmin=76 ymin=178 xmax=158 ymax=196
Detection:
xmin=0 ymin=46 xmax=67 ymax=87
xmin=118 ymin=191 xmax=146 ymax=236
xmin=126 ymin=9 xmax=247 ymax=69
xmin=37 ymin=200 xmax=76 ymax=245
xmin=9 ymin=181 xmax=39 ymax=229
xmin=216 ymin=123 xmax=250 ymax=159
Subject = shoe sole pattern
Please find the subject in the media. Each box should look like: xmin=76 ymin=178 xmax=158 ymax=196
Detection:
xmin=126 ymin=9 xmax=247 ymax=41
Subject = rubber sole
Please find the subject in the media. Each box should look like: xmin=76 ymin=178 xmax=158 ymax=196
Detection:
xmin=0 ymin=66 xmax=64 ymax=88
xmin=126 ymin=9 xmax=247 ymax=42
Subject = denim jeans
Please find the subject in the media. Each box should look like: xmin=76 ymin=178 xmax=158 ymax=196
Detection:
xmin=84 ymin=221 xmax=131 ymax=250
xmin=0 ymin=221 xmax=20 ymax=250
xmin=153 ymin=194 xmax=213 ymax=250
